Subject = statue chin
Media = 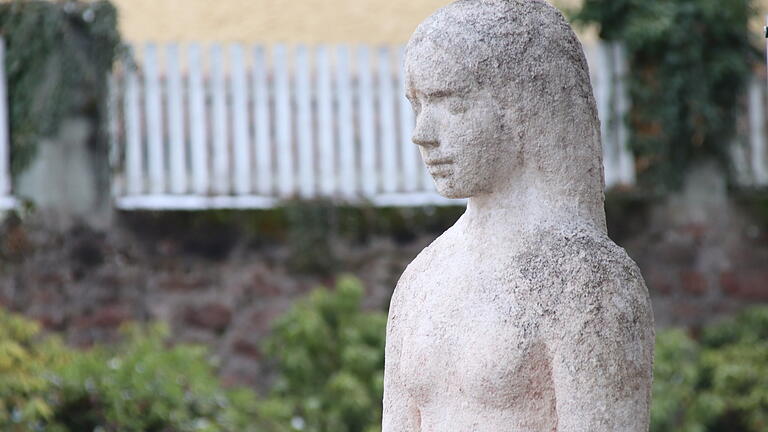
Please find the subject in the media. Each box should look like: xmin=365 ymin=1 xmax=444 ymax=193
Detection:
xmin=433 ymin=181 xmax=473 ymax=200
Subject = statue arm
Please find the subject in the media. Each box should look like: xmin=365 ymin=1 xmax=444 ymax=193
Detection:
xmin=382 ymin=292 xmax=420 ymax=431
xmin=550 ymin=279 xmax=654 ymax=432
xmin=382 ymin=352 xmax=420 ymax=431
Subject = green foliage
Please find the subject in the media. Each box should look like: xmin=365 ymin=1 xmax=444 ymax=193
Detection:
xmin=261 ymin=276 xmax=387 ymax=432
xmin=260 ymin=281 xmax=768 ymax=432
xmin=572 ymin=0 xmax=758 ymax=191
xmin=50 ymin=323 xmax=261 ymax=432
xmin=0 ymin=308 xmax=267 ymax=432
xmin=3 ymin=285 xmax=767 ymax=432
xmin=0 ymin=310 xmax=68 ymax=431
xmin=652 ymin=307 xmax=768 ymax=432
xmin=0 ymin=0 xmax=122 ymax=177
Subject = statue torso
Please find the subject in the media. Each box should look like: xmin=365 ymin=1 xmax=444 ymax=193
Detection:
xmin=389 ymin=221 xmax=560 ymax=431
xmin=385 ymin=216 xmax=653 ymax=432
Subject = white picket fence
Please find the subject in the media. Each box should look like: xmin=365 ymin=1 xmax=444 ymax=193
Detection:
xmin=0 ymin=40 xmax=762 ymax=212
xmin=0 ymin=39 xmax=15 ymax=210
xmin=108 ymin=41 xmax=639 ymax=209
xmin=0 ymin=39 xmax=763 ymax=213
xmin=734 ymin=76 xmax=768 ymax=186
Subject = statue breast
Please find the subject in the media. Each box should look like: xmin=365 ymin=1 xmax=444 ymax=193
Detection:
xmin=393 ymin=232 xmax=557 ymax=412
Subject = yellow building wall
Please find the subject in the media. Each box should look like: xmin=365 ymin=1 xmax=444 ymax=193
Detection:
xmin=113 ymin=0 xmax=768 ymax=44
xmin=113 ymin=0 xmax=585 ymax=44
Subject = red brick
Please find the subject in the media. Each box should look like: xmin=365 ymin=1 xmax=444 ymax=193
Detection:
xmin=680 ymin=223 xmax=707 ymax=241
xmin=671 ymin=302 xmax=706 ymax=323
xmin=2 ymin=224 xmax=29 ymax=258
xmin=248 ymin=306 xmax=285 ymax=334
xmin=646 ymin=270 xmax=674 ymax=296
xmin=680 ymin=271 xmax=708 ymax=296
xmin=248 ymin=273 xmax=282 ymax=296
xmin=36 ymin=314 xmax=66 ymax=331
xmin=35 ymin=271 xmax=69 ymax=286
xmin=183 ymin=302 xmax=232 ymax=333
xmin=720 ymin=271 xmax=768 ymax=301
xmin=232 ymin=338 xmax=262 ymax=360
xmin=159 ymin=274 xmax=208 ymax=291
xmin=73 ymin=304 xmax=133 ymax=329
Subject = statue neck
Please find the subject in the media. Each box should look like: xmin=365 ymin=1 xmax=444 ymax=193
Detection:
xmin=464 ymin=172 xmax=606 ymax=239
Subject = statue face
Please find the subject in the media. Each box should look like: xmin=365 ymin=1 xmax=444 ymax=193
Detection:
xmin=405 ymin=42 xmax=512 ymax=199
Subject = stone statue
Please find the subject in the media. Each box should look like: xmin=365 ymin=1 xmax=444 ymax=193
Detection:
xmin=382 ymin=1 xmax=655 ymax=431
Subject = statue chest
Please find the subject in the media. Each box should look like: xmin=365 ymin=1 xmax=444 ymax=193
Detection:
xmin=393 ymin=253 xmax=552 ymax=409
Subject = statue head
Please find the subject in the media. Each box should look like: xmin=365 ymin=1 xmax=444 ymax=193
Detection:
xmin=405 ymin=0 xmax=606 ymax=228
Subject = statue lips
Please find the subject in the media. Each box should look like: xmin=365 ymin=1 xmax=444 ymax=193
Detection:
xmin=425 ymin=157 xmax=454 ymax=178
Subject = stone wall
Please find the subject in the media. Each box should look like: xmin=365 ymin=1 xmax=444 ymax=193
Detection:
xmin=0 ymin=210 xmax=433 ymax=389
xmin=1 ymin=193 xmax=767 ymax=390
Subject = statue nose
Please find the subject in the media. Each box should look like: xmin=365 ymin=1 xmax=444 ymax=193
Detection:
xmin=412 ymin=114 xmax=439 ymax=148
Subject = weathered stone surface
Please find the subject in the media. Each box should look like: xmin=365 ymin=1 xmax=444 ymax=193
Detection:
xmin=384 ymin=1 xmax=655 ymax=430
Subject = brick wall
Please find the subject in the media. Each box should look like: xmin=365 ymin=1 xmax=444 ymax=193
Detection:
xmin=1 ymin=194 xmax=766 ymax=389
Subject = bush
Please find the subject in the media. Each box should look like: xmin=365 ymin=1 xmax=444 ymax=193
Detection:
xmin=0 ymin=309 xmax=265 ymax=432
xmin=260 ymin=283 xmax=768 ymax=432
xmin=0 ymin=310 xmax=68 ymax=431
xmin=2 ymin=288 xmax=767 ymax=432
xmin=50 ymin=323 xmax=261 ymax=432
xmin=652 ymin=307 xmax=768 ymax=432
xmin=260 ymin=276 xmax=387 ymax=432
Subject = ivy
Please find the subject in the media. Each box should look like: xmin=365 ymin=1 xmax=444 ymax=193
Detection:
xmin=0 ymin=0 xmax=122 ymax=178
xmin=572 ymin=0 xmax=759 ymax=192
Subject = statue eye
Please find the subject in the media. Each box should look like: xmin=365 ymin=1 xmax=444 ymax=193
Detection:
xmin=447 ymin=97 xmax=469 ymax=115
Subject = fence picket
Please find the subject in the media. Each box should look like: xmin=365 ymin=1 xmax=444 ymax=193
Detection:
xmin=210 ymin=44 xmax=230 ymax=194
xmin=295 ymin=45 xmax=315 ymax=198
xmin=612 ymin=43 xmax=635 ymax=186
xmin=188 ymin=44 xmax=209 ymax=195
xmin=166 ymin=44 xmax=187 ymax=194
xmin=0 ymin=39 xmax=12 ymax=205
xmin=336 ymin=45 xmax=356 ymax=198
xmin=358 ymin=46 xmax=378 ymax=196
xmin=252 ymin=45 xmax=273 ymax=196
xmin=143 ymin=43 xmax=165 ymax=194
xmin=378 ymin=47 xmax=398 ymax=194
xmin=113 ymin=40 xmax=768 ymax=210
xmin=107 ymin=70 xmax=120 ymax=190
xmin=594 ymin=42 xmax=616 ymax=188
xmin=316 ymin=45 xmax=335 ymax=196
xmin=230 ymin=44 xmax=251 ymax=195
xmin=273 ymin=45 xmax=295 ymax=198
xmin=749 ymin=77 xmax=768 ymax=185
xmin=124 ymin=54 xmax=143 ymax=195
xmin=397 ymin=47 xmax=418 ymax=193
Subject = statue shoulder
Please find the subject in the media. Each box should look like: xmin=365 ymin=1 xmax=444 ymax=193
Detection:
xmin=567 ymin=237 xmax=652 ymax=344
xmin=516 ymin=228 xmax=652 ymax=324
xmin=397 ymin=225 xmax=461 ymax=282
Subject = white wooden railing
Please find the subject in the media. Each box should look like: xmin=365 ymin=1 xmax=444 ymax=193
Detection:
xmin=108 ymin=41 xmax=641 ymax=209
xmin=736 ymin=77 xmax=768 ymax=186
xmin=0 ymin=40 xmax=15 ymax=210
xmin=0 ymin=40 xmax=762 ymax=213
